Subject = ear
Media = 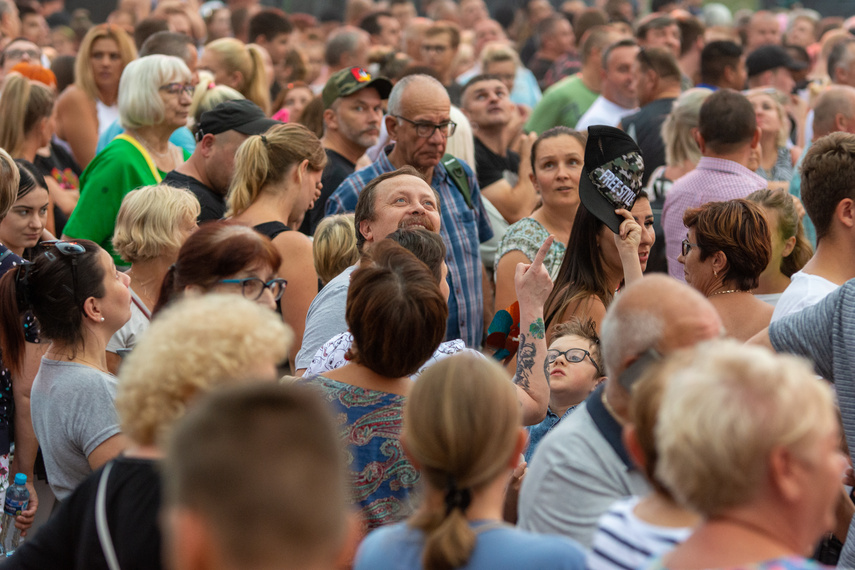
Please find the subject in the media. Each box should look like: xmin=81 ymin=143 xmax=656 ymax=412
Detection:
xmin=837 ymin=198 xmax=855 ymax=230
xmin=622 ymin=424 xmax=645 ymax=470
xmin=510 ymin=428 xmax=528 ymax=467
xmin=750 ymin=126 xmax=761 ymax=149
xmin=82 ymin=296 xmax=103 ymax=324
xmin=711 ymin=250 xmax=728 ymax=274
xmin=591 ymin=374 xmax=606 ymax=392
xmin=781 ymin=235 xmax=797 ymax=258
xmin=166 ymin=508 xmax=218 ymax=570
xmin=358 ymin=218 xmax=375 ymax=244
xmin=692 ymin=127 xmax=706 ymax=153
xmin=323 ymin=108 xmax=338 ymax=131
xmin=768 ymin=444 xmax=803 ymax=503
xmin=184 ymin=284 xmax=206 ymax=296
xmin=385 ymin=114 xmax=399 ymax=142
xmin=834 ymin=112 xmax=848 ymax=133
xmin=529 ymin=170 xmax=538 ymax=189
xmin=199 ymin=133 xmax=217 ymax=157
xmin=229 ymin=70 xmax=244 ymax=90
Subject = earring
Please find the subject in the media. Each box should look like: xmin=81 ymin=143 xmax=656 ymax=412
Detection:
xmin=714 ymin=270 xmax=717 ymax=277
xmin=100 ymin=317 xmax=105 ymax=322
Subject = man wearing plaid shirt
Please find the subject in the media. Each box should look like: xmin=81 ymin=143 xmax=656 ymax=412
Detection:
xmin=662 ymin=90 xmax=766 ymax=281
xmin=326 ymin=74 xmax=493 ymax=348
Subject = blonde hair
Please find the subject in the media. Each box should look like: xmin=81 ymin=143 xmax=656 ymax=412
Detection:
xmin=313 ymin=214 xmax=358 ymax=285
xmin=0 ymin=149 xmax=20 ymax=219
xmin=112 ymin=184 xmax=201 ymax=264
xmin=204 ymin=38 xmax=271 ymax=114
xmin=226 ymin=123 xmax=326 ymax=217
xmin=655 ymin=340 xmax=837 ymax=517
xmin=0 ymin=73 xmax=54 ymax=157
xmin=407 ymin=355 xmax=520 ymax=569
xmin=746 ymin=88 xmax=791 ymax=148
xmin=116 ymin=293 xmax=293 ymax=447
xmin=662 ymin=87 xmax=712 ymax=167
xmin=189 ymin=70 xmax=245 ymax=132
xmin=75 ymin=24 xmax=137 ymax=101
xmin=480 ymin=41 xmax=520 ymax=68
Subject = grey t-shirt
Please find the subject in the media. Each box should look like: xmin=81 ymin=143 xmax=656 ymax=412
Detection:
xmin=31 ymin=358 xmax=121 ymax=501
xmin=294 ymin=264 xmax=357 ymax=370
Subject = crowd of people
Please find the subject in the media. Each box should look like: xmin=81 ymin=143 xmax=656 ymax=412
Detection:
xmin=1 ymin=0 xmax=855 ymax=568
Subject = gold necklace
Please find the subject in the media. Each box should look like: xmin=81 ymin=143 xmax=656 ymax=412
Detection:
xmin=709 ymin=289 xmax=749 ymax=296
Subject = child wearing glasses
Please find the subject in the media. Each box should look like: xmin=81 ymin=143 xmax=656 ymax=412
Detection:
xmin=525 ymin=317 xmax=605 ymax=463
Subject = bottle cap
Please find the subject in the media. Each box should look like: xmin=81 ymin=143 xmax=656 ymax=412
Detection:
xmin=13 ymin=473 xmax=26 ymax=486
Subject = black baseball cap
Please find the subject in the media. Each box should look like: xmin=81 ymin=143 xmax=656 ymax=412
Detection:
xmin=196 ymin=99 xmax=282 ymax=140
xmin=578 ymin=126 xmax=646 ymax=234
xmin=746 ymin=45 xmax=807 ymax=77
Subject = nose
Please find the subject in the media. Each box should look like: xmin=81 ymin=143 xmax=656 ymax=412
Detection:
xmin=259 ymin=288 xmax=277 ymax=311
xmin=677 ymin=252 xmax=685 ymax=265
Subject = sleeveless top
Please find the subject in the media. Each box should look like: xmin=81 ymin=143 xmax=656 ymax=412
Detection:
xmin=95 ymin=99 xmax=120 ymax=137
xmin=253 ymin=221 xmax=291 ymax=240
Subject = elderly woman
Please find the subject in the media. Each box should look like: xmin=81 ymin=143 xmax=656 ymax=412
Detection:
xmin=8 ymin=294 xmax=291 ymax=568
xmin=653 ymin=341 xmax=847 ymax=570
xmin=301 ymin=240 xmax=448 ymax=531
xmin=643 ymin=88 xmax=712 ymax=273
xmin=747 ymin=188 xmax=813 ymax=306
xmin=677 ymin=199 xmax=773 ymax=341
xmin=154 ymin=221 xmax=285 ymax=314
xmin=746 ymin=89 xmax=798 ymax=187
xmin=106 ymin=184 xmax=200 ymax=373
xmin=54 ymin=24 xmax=137 ymax=168
xmin=62 ymin=55 xmax=193 ymax=266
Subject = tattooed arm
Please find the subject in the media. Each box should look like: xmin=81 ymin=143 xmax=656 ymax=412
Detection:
xmin=512 ymin=237 xmax=554 ymax=425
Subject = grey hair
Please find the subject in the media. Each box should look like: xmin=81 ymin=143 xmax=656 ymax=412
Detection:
xmin=324 ymin=27 xmax=365 ymax=67
xmin=387 ymin=74 xmax=446 ymax=117
xmin=600 ymin=296 xmax=665 ymax=379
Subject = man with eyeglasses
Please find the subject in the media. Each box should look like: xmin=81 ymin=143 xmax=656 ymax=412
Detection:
xmin=420 ymin=21 xmax=463 ymax=105
xmin=520 ymin=275 xmax=723 ymax=547
xmin=326 ymin=74 xmax=493 ymax=350
xmin=1 ymin=37 xmax=41 ymax=78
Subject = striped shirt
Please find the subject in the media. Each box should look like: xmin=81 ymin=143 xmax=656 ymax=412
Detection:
xmin=587 ymin=497 xmax=692 ymax=570
xmin=662 ymin=157 xmax=766 ymax=281
xmin=325 ymin=149 xmax=493 ymax=348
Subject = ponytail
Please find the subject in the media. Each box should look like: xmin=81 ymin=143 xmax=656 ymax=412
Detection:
xmin=0 ymin=266 xmax=30 ymax=377
xmin=245 ymin=44 xmax=271 ymax=115
xmin=419 ymin=481 xmax=477 ymax=570
xmin=226 ymin=135 xmax=269 ymax=217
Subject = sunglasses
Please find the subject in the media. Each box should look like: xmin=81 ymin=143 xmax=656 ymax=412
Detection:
xmin=39 ymin=240 xmax=86 ymax=302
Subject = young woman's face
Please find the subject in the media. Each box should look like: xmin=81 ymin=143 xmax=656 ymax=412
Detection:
xmin=750 ymin=93 xmax=783 ymax=138
xmin=0 ymin=187 xmax=48 ymax=255
xmin=597 ymin=197 xmax=656 ymax=275
xmin=283 ymin=87 xmax=313 ymax=122
xmin=530 ymin=134 xmax=584 ymax=211
xmin=90 ymin=37 xmax=123 ymax=92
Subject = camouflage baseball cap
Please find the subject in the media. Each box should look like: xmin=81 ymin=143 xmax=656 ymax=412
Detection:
xmin=579 ymin=126 xmax=645 ymax=234
xmin=322 ymin=67 xmax=393 ymax=109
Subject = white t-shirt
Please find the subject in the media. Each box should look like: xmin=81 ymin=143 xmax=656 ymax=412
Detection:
xmin=771 ymin=270 xmax=839 ymax=323
xmin=575 ymin=96 xmax=637 ymax=132
xmin=587 ymin=496 xmax=693 ymax=570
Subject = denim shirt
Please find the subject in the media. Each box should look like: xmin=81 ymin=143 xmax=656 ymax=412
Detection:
xmin=525 ymin=405 xmax=578 ymax=463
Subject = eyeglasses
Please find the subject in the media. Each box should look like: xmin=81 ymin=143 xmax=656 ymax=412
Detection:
xmin=218 ymin=277 xmax=287 ymax=301
xmin=160 ymin=83 xmax=195 ymax=97
xmin=546 ymin=348 xmax=601 ymax=376
xmin=5 ymin=49 xmax=40 ymax=60
xmin=681 ymin=238 xmax=699 ymax=257
xmin=393 ymin=115 xmax=457 ymax=138
xmin=39 ymin=240 xmax=86 ymax=303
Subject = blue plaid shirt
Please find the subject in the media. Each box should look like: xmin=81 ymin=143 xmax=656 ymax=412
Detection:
xmin=326 ymin=149 xmax=493 ymax=348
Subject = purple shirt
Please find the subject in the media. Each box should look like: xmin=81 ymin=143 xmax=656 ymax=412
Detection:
xmin=662 ymin=157 xmax=766 ymax=281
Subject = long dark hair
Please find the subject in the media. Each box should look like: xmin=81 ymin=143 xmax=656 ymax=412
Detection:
xmin=0 ymin=239 xmax=106 ymax=375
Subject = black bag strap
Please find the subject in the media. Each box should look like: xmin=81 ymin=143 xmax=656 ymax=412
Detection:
xmin=441 ymin=154 xmax=474 ymax=209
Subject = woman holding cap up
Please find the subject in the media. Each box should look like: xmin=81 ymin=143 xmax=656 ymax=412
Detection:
xmin=227 ymin=123 xmax=327 ymax=362
xmin=543 ymin=126 xmax=655 ymax=338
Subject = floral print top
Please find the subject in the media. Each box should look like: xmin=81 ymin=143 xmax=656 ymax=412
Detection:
xmin=496 ymin=217 xmax=566 ymax=282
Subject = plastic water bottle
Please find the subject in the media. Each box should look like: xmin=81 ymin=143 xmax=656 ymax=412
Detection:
xmin=0 ymin=474 xmax=29 ymax=556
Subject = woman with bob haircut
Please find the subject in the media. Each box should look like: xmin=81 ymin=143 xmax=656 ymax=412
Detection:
xmin=227 ymin=123 xmax=327 ymax=355
xmin=653 ymin=341 xmax=847 ymax=570
xmin=106 ymin=184 xmax=200 ymax=373
xmin=0 ymin=239 xmax=131 ymax=502
xmin=542 ymin=194 xmax=655 ymax=338
xmin=9 ymin=294 xmax=291 ymax=568
xmin=747 ymin=188 xmax=813 ymax=306
xmin=302 ymin=240 xmax=448 ymax=531
xmin=677 ymin=199 xmax=773 ymax=341
xmin=54 ymin=24 xmax=138 ymax=168
xmin=312 ymin=213 xmax=359 ymax=286
xmin=153 ymin=220 xmax=284 ymax=315
xmin=354 ymin=354 xmax=586 ymax=570
xmin=199 ymin=38 xmax=270 ymax=115
xmin=63 ymin=55 xmax=193 ymax=265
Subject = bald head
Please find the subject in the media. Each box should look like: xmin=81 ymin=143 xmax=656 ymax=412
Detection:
xmin=600 ymin=275 xmax=722 ymax=380
xmin=813 ymin=85 xmax=855 ymax=139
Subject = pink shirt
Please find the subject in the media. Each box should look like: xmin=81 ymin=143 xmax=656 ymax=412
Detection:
xmin=662 ymin=157 xmax=767 ymax=281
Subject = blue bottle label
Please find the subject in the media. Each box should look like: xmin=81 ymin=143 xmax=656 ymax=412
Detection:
xmin=3 ymin=498 xmax=26 ymax=517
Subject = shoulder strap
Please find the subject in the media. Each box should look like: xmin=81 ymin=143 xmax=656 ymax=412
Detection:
xmin=441 ymin=154 xmax=474 ymax=209
xmin=253 ymin=221 xmax=291 ymax=240
xmin=96 ymin=462 xmax=122 ymax=570
xmin=114 ymin=134 xmax=163 ymax=183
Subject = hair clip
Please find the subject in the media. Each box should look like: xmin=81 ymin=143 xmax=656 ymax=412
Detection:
xmin=207 ymin=81 xmax=216 ymax=90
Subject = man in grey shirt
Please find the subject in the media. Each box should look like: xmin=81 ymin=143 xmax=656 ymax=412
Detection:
xmin=294 ymin=167 xmax=442 ymax=375
xmin=519 ymin=275 xmax=723 ymax=546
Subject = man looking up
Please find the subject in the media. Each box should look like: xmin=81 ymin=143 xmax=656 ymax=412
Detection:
xmin=327 ymin=74 xmax=494 ymax=348
xmin=301 ymin=66 xmax=391 ymax=235
xmin=575 ymin=38 xmax=639 ymax=131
